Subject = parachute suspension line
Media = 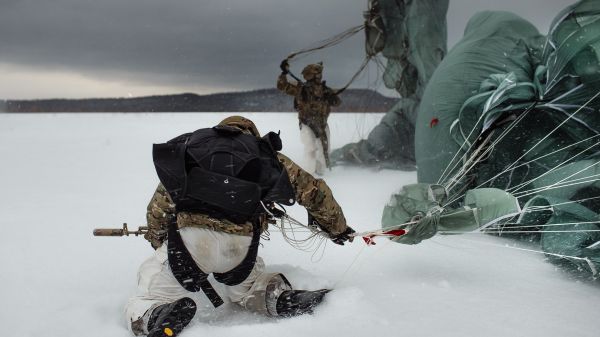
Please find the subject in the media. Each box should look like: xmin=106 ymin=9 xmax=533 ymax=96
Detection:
xmin=437 ymin=101 xmax=535 ymax=187
xmin=443 ymin=229 xmax=600 ymax=234
xmin=544 ymin=195 xmax=600 ymax=208
xmin=443 ymin=132 xmax=494 ymax=193
xmin=336 ymin=56 xmax=372 ymax=95
xmin=284 ymin=24 xmax=374 ymax=95
xmin=446 ymin=90 xmax=600 ymax=206
xmin=333 ymin=242 xmax=369 ymax=288
xmin=441 ymin=102 xmax=536 ymax=189
xmin=436 ymin=111 xmax=491 ymax=184
xmin=489 ymin=89 xmax=600 ymax=186
xmin=443 ymin=109 xmax=533 ymax=206
xmin=260 ymin=202 xmax=330 ymax=260
xmin=486 ymin=221 xmax=600 ymax=230
xmin=285 ymin=24 xmax=364 ymax=61
xmin=508 ymin=141 xmax=600 ymax=195
xmin=514 ymin=172 xmax=600 ymax=197
xmin=515 ymin=173 xmax=600 ymax=199
xmin=451 ymin=236 xmax=599 ymax=276
xmin=333 ymin=238 xmax=395 ymax=288
xmin=474 ymin=133 xmax=600 ymax=191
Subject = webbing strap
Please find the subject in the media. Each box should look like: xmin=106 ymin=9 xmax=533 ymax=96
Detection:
xmin=167 ymin=222 xmax=224 ymax=308
xmin=213 ymin=220 xmax=261 ymax=286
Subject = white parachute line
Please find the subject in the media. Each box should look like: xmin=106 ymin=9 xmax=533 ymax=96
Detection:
xmin=444 ymin=122 xmax=525 ymax=206
xmin=261 ymin=202 xmax=330 ymax=256
xmin=277 ymin=219 xmax=329 ymax=260
xmin=516 ymin=178 xmax=600 ymax=200
xmin=333 ymin=243 xmax=370 ymax=287
xmin=514 ymin=163 xmax=600 ymax=198
xmin=443 ymin=107 xmax=534 ymax=201
xmin=549 ymin=84 xmax=585 ymax=104
xmin=507 ymin=90 xmax=600 ymax=170
xmin=451 ymin=236 xmax=599 ymax=276
xmin=475 ymin=90 xmax=600 ymax=195
xmin=513 ymin=173 xmax=600 ymax=197
xmin=474 ymin=133 xmax=600 ymax=191
xmin=444 ymin=132 xmax=495 ymax=193
xmin=545 ymin=195 xmax=600 ymax=207
xmin=508 ymin=143 xmax=600 ymax=194
xmin=487 ymin=221 xmax=600 ymax=230
xmin=436 ymin=105 xmax=493 ymax=185
xmin=542 ymin=103 xmax=600 ymax=136
xmin=439 ymin=98 xmax=536 ymax=187
xmin=442 ymin=230 xmax=600 ymax=234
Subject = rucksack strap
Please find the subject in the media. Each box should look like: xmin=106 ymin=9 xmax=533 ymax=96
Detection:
xmin=167 ymin=220 xmax=224 ymax=308
xmin=213 ymin=219 xmax=262 ymax=286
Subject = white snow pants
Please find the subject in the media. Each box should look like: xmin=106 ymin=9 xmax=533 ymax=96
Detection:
xmin=300 ymin=123 xmax=329 ymax=175
xmin=125 ymin=227 xmax=287 ymax=333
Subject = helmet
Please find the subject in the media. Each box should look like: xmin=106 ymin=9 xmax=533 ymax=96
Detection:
xmin=301 ymin=62 xmax=323 ymax=81
xmin=218 ymin=115 xmax=260 ymax=137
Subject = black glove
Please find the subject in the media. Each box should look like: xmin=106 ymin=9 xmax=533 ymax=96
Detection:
xmin=330 ymin=226 xmax=356 ymax=245
xmin=280 ymin=60 xmax=290 ymax=74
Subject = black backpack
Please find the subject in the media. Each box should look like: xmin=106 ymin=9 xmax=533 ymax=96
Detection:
xmin=152 ymin=125 xmax=296 ymax=223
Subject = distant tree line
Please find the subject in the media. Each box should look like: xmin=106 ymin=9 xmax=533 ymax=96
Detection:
xmin=1 ymin=88 xmax=397 ymax=113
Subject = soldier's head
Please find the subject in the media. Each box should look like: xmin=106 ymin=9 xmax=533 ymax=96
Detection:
xmin=302 ymin=62 xmax=323 ymax=82
xmin=218 ymin=115 xmax=260 ymax=137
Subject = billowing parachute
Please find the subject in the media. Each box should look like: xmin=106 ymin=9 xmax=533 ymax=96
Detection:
xmin=331 ymin=0 xmax=448 ymax=169
xmin=351 ymin=0 xmax=600 ymax=279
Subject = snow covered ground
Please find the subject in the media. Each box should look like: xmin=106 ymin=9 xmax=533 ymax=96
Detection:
xmin=1 ymin=112 xmax=599 ymax=337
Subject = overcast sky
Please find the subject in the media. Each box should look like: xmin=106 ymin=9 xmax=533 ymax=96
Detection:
xmin=0 ymin=0 xmax=574 ymax=100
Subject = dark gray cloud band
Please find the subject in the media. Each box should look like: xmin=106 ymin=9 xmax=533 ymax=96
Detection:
xmin=0 ymin=0 xmax=575 ymax=98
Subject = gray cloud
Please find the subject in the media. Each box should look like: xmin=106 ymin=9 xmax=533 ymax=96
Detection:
xmin=0 ymin=0 xmax=576 ymax=98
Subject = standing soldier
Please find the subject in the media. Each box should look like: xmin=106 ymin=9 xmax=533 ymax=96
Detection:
xmin=277 ymin=60 xmax=341 ymax=175
xmin=125 ymin=116 xmax=355 ymax=337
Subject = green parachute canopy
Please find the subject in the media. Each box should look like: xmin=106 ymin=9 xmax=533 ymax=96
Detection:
xmin=379 ymin=0 xmax=600 ymax=279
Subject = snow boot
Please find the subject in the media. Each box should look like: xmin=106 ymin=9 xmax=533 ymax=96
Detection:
xmin=147 ymin=297 xmax=197 ymax=337
xmin=275 ymin=289 xmax=330 ymax=317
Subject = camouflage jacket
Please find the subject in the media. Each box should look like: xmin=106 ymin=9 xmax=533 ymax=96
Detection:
xmin=145 ymin=152 xmax=348 ymax=249
xmin=277 ymin=73 xmax=341 ymax=138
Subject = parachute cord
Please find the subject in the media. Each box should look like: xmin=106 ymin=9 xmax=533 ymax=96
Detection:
xmin=490 ymin=220 xmax=600 ymax=230
xmin=333 ymin=242 xmax=369 ymax=288
xmin=335 ymin=56 xmax=372 ymax=95
xmin=285 ymin=24 xmax=364 ymax=61
xmin=545 ymin=195 xmax=600 ymax=208
xmin=443 ymin=229 xmax=600 ymax=234
xmin=260 ymin=201 xmax=330 ymax=258
xmin=473 ymin=133 xmax=600 ymax=191
xmin=508 ymin=141 xmax=600 ymax=194
xmin=283 ymin=22 xmax=374 ymax=95
xmin=443 ymin=104 xmax=533 ymax=189
xmin=451 ymin=236 xmax=599 ymax=277
xmin=485 ymin=90 xmax=600 ymax=187
xmin=440 ymin=103 xmax=534 ymax=190
xmin=514 ymin=174 xmax=600 ymax=199
xmin=443 ymin=90 xmax=600 ymax=207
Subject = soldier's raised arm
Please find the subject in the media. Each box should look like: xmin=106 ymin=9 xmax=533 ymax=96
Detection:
xmin=277 ymin=73 xmax=301 ymax=96
xmin=277 ymin=60 xmax=300 ymax=96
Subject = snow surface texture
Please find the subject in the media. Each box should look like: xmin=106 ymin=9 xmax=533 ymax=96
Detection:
xmin=1 ymin=112 xmax=599 ymax=337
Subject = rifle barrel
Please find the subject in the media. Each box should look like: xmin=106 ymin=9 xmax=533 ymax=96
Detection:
xmin=93 ymin=228 xmax=125 ymax=236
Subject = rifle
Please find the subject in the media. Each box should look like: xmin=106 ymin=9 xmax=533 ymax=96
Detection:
xmin=93 ymin=223 xmax=148 ymax=237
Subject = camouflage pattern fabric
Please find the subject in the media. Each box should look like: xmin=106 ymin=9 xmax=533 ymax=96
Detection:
xmin=145 ymin=137 xmax=348 ymax=248
xmin=277 ymin=72 xmax=341 ymax=167
xmin=277 ymin=153 xmax=347 ymax=235
xmin=145 ymin=183 xmax=175 ymax=249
